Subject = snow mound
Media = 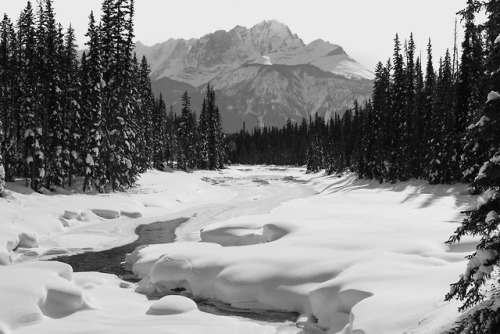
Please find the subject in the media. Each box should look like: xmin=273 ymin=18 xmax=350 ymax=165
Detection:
xmin=146 ymin=295 xmax=198 ymax=315
xmin=200 ymin=219 xmax=291 ymax=246
xmin=0 ymin=228 xmax=39 ymax=265
xmin=0 ymin=261 xmax=88 ymax=328
xmin=309 ymin=281 xmax=372 ymax=331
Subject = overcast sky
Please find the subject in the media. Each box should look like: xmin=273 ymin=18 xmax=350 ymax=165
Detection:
xmin=2 ymin=0 xmax=471 ymax=71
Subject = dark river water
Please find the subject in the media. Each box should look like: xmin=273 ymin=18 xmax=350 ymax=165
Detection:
xmin=50 ymin=216 xmax=299 ymax=325
xmin=51 ymin=217 xmax=188 ymax=280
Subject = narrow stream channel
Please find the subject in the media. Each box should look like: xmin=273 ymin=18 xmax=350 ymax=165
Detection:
xmin=49 ymin=217 xmax=301 ymax=329
xmin=51 ymin=217 xmax=188 ymax=281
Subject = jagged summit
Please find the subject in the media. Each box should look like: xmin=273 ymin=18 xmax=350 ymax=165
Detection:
xmin=135 ymin=20 xmax=373 ymax=85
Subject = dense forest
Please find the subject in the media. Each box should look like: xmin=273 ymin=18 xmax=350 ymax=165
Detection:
xmin=0 ymin=0 xmax=225 ymax=194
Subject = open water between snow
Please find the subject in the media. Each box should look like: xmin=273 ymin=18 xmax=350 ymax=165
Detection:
xmin=50 ymin=215 xmax=301 ymax=327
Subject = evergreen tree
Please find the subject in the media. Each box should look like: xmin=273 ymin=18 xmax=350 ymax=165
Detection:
xmin=37 ymin=0 xmax=67 ymax=189
xmin=405 ymin=33 xmax=420 ymax=178
xmin=306 ymin=113 xmax=325 ymax=173
xmin=81 ymin=12 xmax=104 ymax=192
xmin=177 ymin=91 xmax=197 ymax=170
xmin=17 ymin=1 xmax=40 ymax=190
xmin=61 ymin=24 xmax=81 ymax=187
xmin=458 ymin=0 xmax=485 ymax=183
xmin=198 ymin=99 xmax=209 ymax=169
xmin=390 ymin=34 xmax=408 ymax=181
xmin=165 ymin=104 xmax=177 ymax=168
xmin=151 ymin=93 xmax=166 ymax=170
xmin=204 ymin=84 xmax=225 ymax=169
xmin=100 ymin=0 xmax=139 ymax=190
xmin=421 ymin=39 xmax=437 ymax=178
xmin=427 ymin=50 xmax=455 ymax=184
xmin=446 ymin=1 xmax=500 ymax=332
xmin=135 ymin=55 xmax=154 ymax=172
xmin=0 ymin=14 xmax=17 ymax=183
xmin=369 ymin=61 xmax=391 ymax=181
xmin=360 ymin=100 xmax=375 ymax=179
xmin=412 ymin=56 xmax=426 ymax=178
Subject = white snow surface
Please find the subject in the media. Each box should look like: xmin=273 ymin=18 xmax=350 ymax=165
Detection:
xmin=249 ymin=39 xmax=374 ymax=80
xmin=487 ymin=90 xmax=500 ymax=102
xmin=0 ymin=166 xmax=475 ymax=333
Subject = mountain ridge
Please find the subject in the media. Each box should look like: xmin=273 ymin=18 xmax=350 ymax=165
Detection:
xmin=137 ymin=20 xmax=374 ymax=132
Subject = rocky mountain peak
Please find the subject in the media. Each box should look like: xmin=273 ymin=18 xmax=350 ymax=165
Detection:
xmin=249 ymin=20 xmax=303 ymax=54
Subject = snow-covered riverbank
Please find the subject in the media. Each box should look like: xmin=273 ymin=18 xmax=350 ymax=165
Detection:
xmin=0 ymin=166 xmax=474 ymax=333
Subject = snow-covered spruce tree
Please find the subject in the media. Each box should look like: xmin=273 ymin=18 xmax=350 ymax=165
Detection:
xmin=81 ymin=12 xmax=104 ymax=193
xmin=457 ymin=0 xmax=486 ymax=184
xmin=165 ymin=104 xmax=177 ymax=168
xmin=100 ymin=0 xmax=139 ymax=190
xmin=446 ymin=2 xmax=500 ymax=331
xmin=198 ymin=98 xmax=209 ymax=169
xmin=412 ymin=56 xmax=426 ymax=178
xmin=47 ymin=22 xmax=69 ymax=189
xmin=306 ymin=113 xmax=325 ymax=173
xmin=36 ymin=0 xmax=68 ymax=190
xmin=177 ymin=91 xmax=197 ymax=171
xmin=0 ymin=14 xmax=18 ymax=184
xmin=136 ymin=55 xmax=154 ymax=172
xmin=18 ymin=1 xmax=40 ymax=190
xmin=422 ymin=39 xmax=437 ymax=179
xmin=427 ymin=51 xmax=456 ymax=184
xmin=390 ymin=34 xmax=408 ymax=182
xmin=368 ymin=61 xmax=391 ymax=182
xmin=204 ymin=84 xmax=225 ymax=170
xmin=360 ymin=100 xmax=376 ymax=179
xmin=405 ymin=34 xmax=420 ymax=179
xmin=30 ymin=0 xmax=53 ymax=192
xmin=60 ymin=24 xmax=81 ymax=187
xmin=151 ymin=93 xmax=166 ymax=170
xmin=352 ymin=100 xmax=367 ymax=178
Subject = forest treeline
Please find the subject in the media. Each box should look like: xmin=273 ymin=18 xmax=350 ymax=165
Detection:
xmin=0 ymin=0 xmax=225 ymax=194
xmin=231 ymin=3 xmax=487 ymax=186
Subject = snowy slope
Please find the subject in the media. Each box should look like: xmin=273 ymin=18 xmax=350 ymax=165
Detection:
xmin=203 ymin=63 xmax=373 ymax=131
xmin=249 ymin=39 xmax=374 ymax=80
xmin=0 ymin=167 xmax=474 ymax=333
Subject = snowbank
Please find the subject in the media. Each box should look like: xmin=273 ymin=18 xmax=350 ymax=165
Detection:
xmin=0 ymin=166 xmax=475 ymax=333
xmin=128 ymin=172 xmax=472 ymax=333
xmin=0 ymin=169 xmax=236 ymax=265
xmin=1 ymin=265 xmax=286 ymax=334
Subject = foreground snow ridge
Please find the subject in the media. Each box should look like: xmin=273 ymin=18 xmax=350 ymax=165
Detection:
xmin=0 ymin=167 xmax=475 ymax=333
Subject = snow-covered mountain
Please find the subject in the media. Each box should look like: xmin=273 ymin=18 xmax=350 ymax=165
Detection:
xmin=136 ymin=20 xmax=374 ymax=132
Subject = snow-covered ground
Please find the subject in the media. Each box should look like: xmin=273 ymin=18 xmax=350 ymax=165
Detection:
xmin=0 ymin=166 xmax=474 ymax=333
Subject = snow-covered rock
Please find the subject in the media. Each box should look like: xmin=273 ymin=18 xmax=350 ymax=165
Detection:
xmin=146 ymin=295 xmax=198 ymax=315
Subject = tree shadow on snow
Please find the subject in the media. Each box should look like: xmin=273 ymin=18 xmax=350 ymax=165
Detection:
xmin=317 ymin=173 xmax=474 ymax=213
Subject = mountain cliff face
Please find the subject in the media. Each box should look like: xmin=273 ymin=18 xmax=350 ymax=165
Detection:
xmin=137 ymin=20 xmax=374 ymax=132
